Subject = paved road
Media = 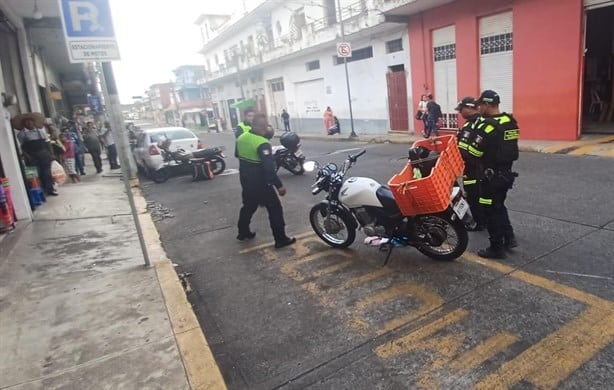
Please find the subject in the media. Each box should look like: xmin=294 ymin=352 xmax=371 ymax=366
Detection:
xmin=141 ymin=132 xmax=614 ymax=389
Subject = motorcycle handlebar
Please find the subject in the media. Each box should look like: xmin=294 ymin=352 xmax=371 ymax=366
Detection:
xmin=350 ymin=150 xmax=366 ymax=161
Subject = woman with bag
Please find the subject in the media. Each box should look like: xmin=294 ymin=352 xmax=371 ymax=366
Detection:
xmin=13 ymin=113 xmax=58 ymax=196
xmin=416 ymin=95 xmax=428 ymax=136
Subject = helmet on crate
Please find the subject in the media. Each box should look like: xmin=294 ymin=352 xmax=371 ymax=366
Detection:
xmin=408 ymin=146 xmax=439 ymax=177
xmin=280 ymin=132 xmax=300 ymax=149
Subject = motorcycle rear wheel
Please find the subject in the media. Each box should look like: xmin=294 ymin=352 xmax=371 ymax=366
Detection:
xmin=151 ymin=167 xmax=170 ymax=183
xmin=309 ymin=203 xmax=356 ymax=248
xmin=414 ymin=208 xmax=468 ymax=261
xmin=209 ymin=157 xmax=226 ymax=175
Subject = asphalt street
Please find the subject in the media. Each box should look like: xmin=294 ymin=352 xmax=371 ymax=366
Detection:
xmin=141 ymin=131 xmax=614 ymax=389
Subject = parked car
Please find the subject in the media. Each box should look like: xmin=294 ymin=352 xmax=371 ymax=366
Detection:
xmin=133 ymin=127 xmax=203 ymax=174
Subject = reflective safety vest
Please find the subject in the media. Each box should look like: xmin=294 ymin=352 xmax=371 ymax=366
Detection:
xmin=238 ymin=122 xmax=251 ymax=135
xmin=236 ymin=131 xmax=268 ymax=163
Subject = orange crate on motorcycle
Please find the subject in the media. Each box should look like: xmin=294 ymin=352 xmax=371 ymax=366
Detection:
xmin=388 ymin=135 xmax=464 ymax=216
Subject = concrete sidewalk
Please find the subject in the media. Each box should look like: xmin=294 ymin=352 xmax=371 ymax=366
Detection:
xmin=278 ymin=131 xmax=614 ymax=158
xmin=0 ymin=173 xmax=225 ymax=389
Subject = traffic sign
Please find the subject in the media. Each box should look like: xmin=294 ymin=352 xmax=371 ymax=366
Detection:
xmin=58 ymin=0 xmax=120 ymax=63
xmin=337 ymin=42 xmax=352 ymax=58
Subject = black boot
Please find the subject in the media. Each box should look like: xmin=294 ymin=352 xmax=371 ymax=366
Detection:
xmin=478 ymin=240 xmax=506 ymax=259
xmin=236 ymin=231 xmax=256 ymax=241
xmin=504 ymin=234 xmax=518 ymax=249
xmin=275 ymin=236 xmax=296 ymax=249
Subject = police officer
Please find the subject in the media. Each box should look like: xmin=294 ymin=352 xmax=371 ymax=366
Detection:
xmin=234 ymin=108 xmax=255 ymax=138
xmin=473 ymin=90 xmax=519 ymax=259
xmin=455 ymin=97 xmax=485 ymax=231
xmin=235 ymin=113 xmax=296 ymax=249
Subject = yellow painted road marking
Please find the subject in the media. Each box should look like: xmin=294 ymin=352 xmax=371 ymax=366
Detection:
xmin=462 ymin=252 xmax=611 ymax=308
xmin=567 ymin=144 xmax=598 ymax=155
xmin=238 ymin=231 xmax=316 ymax=254
xmin=541 ymin=135 xmax=614 ymax=154
xmin=475 ymin=306 xmax=614 ymax=389
xmin=310 ymin=259 xmax=354 ymax=278
xmin=449 ymin=331 xmax=518 ymax=371
xmin=339 ymin=268 xmax=393 ymax=290
xmin=281 ymin=250 xmax=352 ymax=282
xmin=374 ymin=309 xmax=469 ymax=359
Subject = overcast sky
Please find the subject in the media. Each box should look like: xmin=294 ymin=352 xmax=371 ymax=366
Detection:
xmin=109 ymin=0 xmax=247 ymax=103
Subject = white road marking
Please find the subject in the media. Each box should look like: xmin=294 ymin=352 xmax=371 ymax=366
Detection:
xmin=544 ymin=270 xmax=613 ymax=280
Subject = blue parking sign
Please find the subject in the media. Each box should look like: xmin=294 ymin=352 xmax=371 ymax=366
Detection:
xmin=60 ymin=0 xmax=115 ymax=38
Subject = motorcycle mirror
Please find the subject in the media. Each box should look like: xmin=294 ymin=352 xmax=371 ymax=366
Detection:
xmin=303 ymin=161 xmax=319 ymax=172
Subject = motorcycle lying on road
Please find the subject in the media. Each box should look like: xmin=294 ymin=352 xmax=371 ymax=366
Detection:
xmin=304 ymin=145 xmax=469 ymax=264
xmin=272 ymin=132 xmax=305 ymax=175
xmin=151 ymin=138 xmax=226 ymax=183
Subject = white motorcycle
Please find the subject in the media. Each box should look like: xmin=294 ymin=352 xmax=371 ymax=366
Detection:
xmin=305 ymin=150 xmax=469 ymax=264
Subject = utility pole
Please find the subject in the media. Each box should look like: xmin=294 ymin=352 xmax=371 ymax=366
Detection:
xmin=337 ymin=0 xmax=357 ymax=137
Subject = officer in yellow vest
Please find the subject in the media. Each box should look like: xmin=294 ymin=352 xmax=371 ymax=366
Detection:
xmin=235 ymin=113 xmax=295 ymax=248
xmin=234 ymin=108 xmax=255 ymax=138
xmin=474 ymin=90 xmax=519 ymax=259
xmin=455 ymin=97 xmax=485 ymax=231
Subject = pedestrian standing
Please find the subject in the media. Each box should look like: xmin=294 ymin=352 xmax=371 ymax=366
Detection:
xmin=455 ymin=97 xmax=485 ymax=231
xmin=101 ymin=121 xmax=120 ymax=169
xmin=281 ymin=109 xmax=291 ymax=132
xmin=323 ymin=106 xmax=334 ymax=134
xmin=417 ymin=94 xmax=428 ymax=135
xmin=234 ymin=108 xmax=255 ymax=138
xmin=14 ymin=112 xmax=58 ymax=196
xmin=83 ymin=121 xmax=103 ymax=173
xmin=66 ymin=117 xmax=87 ymax=175
xmin=473 ymin=90 xmax=520 ymax=259
xmin=235 ymin=113 xmax=295 ymax=249
xmin=60 ymin=132 xmax=80 ymax=183
xmin=425 ymin=94 xmax=442 ymax=137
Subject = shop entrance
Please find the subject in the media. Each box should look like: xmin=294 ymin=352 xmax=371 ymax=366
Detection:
xmin=582 ymin=4 xmax=614 ymax=133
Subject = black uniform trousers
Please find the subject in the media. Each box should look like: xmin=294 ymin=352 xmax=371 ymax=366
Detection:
xmin=238 ymin=176 xmax=286 ymax=241
xmin=480 ymin=178 xmax=514 ymax=247
xmin=464 ymin=180 xmax=485 ymax=227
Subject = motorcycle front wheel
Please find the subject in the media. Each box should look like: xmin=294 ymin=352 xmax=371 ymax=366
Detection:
xmin=414 ymin=208 xmax=468 ymax=261
xmin=151 ymin=167 xmax=170 ymax=183
xmin=209 ymin=157 xmax=226 ymax=175
xmin=309 ymin=203 xmax=356 ymax=248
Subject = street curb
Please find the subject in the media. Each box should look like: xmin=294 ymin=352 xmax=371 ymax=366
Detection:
xmin=131 ymin=183 xmax=227 ymax=390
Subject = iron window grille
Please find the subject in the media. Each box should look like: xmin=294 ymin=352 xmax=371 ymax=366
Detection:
xmin=480 ymin=33 xmax=513 ymax=55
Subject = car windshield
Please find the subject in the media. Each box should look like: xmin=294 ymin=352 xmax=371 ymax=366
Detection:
xmin=149 ymin=129 xmax=195 ymax=143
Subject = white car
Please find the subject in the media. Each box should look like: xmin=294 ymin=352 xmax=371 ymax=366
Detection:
xmin=133 ymin=127 xmax=203 ymax=172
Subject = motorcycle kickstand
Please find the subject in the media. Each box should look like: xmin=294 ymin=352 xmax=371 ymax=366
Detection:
xmin=381 ymin=244 xmax=395 ymax=267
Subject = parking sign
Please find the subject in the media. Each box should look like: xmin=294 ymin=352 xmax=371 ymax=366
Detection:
xmin=59 ymin=0 xmax=120 ymax=62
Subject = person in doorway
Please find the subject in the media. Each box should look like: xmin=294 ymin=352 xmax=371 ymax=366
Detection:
xmin=473 ymin=90 xmax=520 ymax=259
xmin=83 ymin=121 xmax=103 ymax=173
xmin=60 ymin=132 xmax=80 ymax=183
xmin=101 ymin=121 xmax=120 ymax=169
xmin=13 ymin=112 xmax=58 ymax=196
xmin=281 ymin=109 xmax=291 ymax=132
xmin=425 ymin=94 xmax=442 ymax=137
xmin=234 ymin=108 xmax=255 ymax=138
xmin=455 ymin=97 xmax=485 ymax=231
xmin=235 ymin=113 xmax=295 ymax=249
xmin=323 ymin=106 xmax=334 ymax=134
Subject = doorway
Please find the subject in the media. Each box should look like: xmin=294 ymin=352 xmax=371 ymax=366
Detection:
xmin=386 ymin=65 xmax=409 ymax=131
xmin=582 ymin=4 xmax=614 ymax=133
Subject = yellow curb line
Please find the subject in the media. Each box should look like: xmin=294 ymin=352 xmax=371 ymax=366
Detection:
xmin=132 ymin=185 xmax=227 ymax=390
xmin=541 ymin=135 xmax=614 ymax=154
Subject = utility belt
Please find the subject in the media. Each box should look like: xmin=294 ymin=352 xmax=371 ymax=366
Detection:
xmin=483 ymin=167 xmax=518 ymax=189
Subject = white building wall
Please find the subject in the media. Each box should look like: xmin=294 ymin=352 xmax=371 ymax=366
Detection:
xmin=263 ymin=29 xmax=411 ymax=135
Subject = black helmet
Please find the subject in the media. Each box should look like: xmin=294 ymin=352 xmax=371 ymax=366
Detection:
xmin=408 ymin=146 xmax=430 ymax=162
xmin=280 ymin=131 xmax=300 ymax=149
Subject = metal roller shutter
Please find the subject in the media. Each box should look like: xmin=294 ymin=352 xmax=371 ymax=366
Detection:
xmin=480 ymin=12 xmax=513 ymax=113
xmin=433 ymin=25 xmax=458 ymax=128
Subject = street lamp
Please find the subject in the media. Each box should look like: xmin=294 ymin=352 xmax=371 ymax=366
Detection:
xmin=337 ymin=0 xmax=357 ymax=137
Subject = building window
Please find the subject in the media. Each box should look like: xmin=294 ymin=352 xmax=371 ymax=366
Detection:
xmin=214 ymin=54 xmax=219 ymax=65
xmin=433 ymin=44 xmax=456 ymax=61
xmin=333 ymin=46 xmax=373 ymax=65
xmin=306 ymin=60 xmax=320 ymax=71
xmin=386 ymin=38 xmax=403 ymax=53
xmin=270 ymin=79 xmax=284 ymax=91
xmin=480 ymin=33 xmax=513 ymax=55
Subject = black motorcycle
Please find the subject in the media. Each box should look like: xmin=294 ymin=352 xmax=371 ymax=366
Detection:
xmin=151 ymin=138 xmax=226 ymax=183
xmin=273 ymin=132 xmax=305 ymax=175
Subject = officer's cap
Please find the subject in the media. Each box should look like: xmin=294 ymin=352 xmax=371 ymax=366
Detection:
xmin=476 ymin=90 xmax=501 ymax=105
xmin=455 ymin=97 xmax=477 ymax=111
